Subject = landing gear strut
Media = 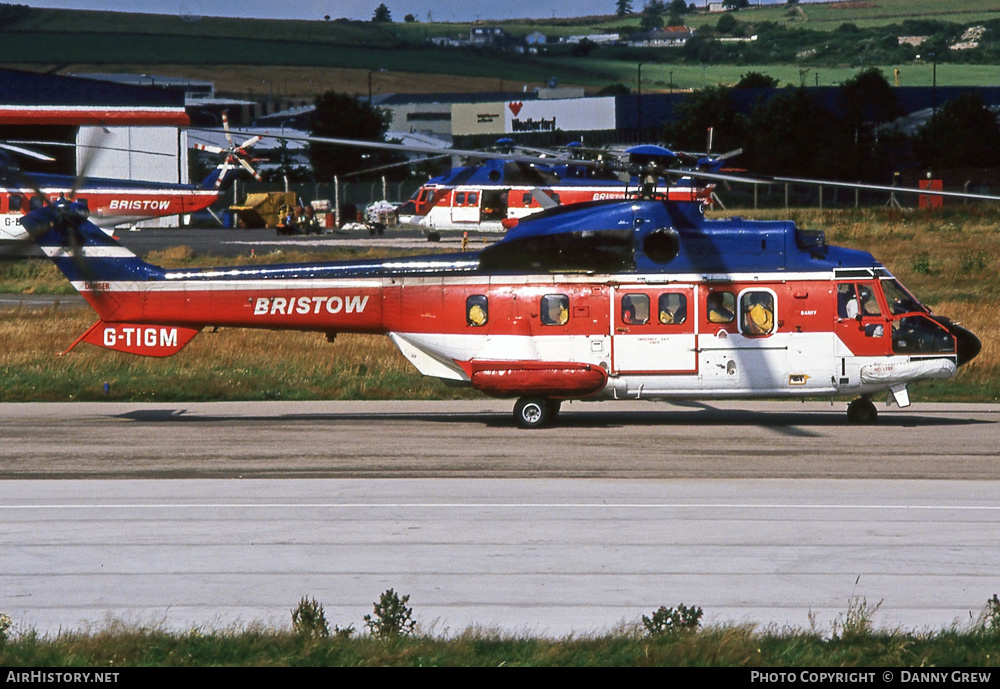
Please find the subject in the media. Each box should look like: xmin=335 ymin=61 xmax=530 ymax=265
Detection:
xmin=846 ymin=397 xmax=878 ymax=424
xmin=513 ymin=397 xmax=561 ymax=429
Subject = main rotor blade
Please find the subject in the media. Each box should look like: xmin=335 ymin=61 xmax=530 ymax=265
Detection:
xmin=684 ymin=169 xmax=1000 ymax=202
xmin=186 ymin=127 xmax=570 ymax=169
xmin=0 ymin=143 xmax=55 ymax=162
xmin=193 ymin=143 xmax=227 ymax=155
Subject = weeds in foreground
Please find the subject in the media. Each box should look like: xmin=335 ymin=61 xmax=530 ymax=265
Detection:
xmin=364 ymin=589 xmax=416 ymax=639
xmin=641 ymin=604 xmax=703 ymax=637
xmin=4 ymin=593 xmax=1000 ymax=666
xmin=834 ymin=596 xmax=884 ymax=641
xmin=291 ymin=597 xmax=330 ymax=639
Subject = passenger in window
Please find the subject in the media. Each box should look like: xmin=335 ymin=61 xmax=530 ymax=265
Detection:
xmin=658 ymin=294 xmax=686 ymax=324
xmin=743 ymin=293 xmax=774 ymax=335
xmin=467 ymin=301 xmax=487 ymax=326
xmin=542 ymin=295 xmax=569 ymax=326
xmin=621 ymin=294 xmax=649 ymax=325
xmin=622 ymin=300 xmax=637 ymax=325
xmin=707 ymin=292 xmax=734 ymax=324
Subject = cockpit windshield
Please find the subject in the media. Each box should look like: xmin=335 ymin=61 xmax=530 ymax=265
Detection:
xmin=881 ymin=279 xmax=927 ymax=316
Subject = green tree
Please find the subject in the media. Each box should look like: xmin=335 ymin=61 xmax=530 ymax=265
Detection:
xmin=716 ymin=12 xmax=738 ymax=34
xmin=307 ymin=91 xmax=398 ymax=181
xmin=668 ymin=0 xmax=688 ymax=14
xmin=665 ymin=85 xmax=746 ymax=155
xmin=615 ymin=0 xmax=634 ymax=17
xmin=735 ymin=71 xmax=778 ymax=88
xmin=371 ymin=3 xmax=391 ymax=22
xmin=839 ymin=68 xmax=901 ymax=128
xmin=640 ymin=1 xmax=665 ymax=32
xmin=913 ymin=92 xmax=1000 ymax=169
xmin=743 ymin=88 xmax=840 ymax=178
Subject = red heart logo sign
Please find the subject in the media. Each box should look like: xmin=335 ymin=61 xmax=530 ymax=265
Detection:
xmin=508 ymin=101 xmax=523 ymax=116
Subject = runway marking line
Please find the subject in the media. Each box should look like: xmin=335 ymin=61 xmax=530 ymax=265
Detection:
xmin=2 ymin=502 xmax=1000 ymax=511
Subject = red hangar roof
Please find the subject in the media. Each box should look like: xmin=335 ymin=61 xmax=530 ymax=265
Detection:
xmin=0 ymin=69 xmax=189 ymax=126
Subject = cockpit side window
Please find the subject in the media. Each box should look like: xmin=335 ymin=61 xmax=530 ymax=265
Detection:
xmin=858 ymin=284 xmax=882 ymax=316
xmin=838 ymin=283 xmax=858 ymax=318
xmin=881 ymin=279 xmax=926 ymax=316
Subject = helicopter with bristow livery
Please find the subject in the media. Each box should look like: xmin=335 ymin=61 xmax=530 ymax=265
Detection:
xmin=392 ymin=140 xmax=735 ymax=239
xmin=225 ymin=128 xmax=733 ymax=240
xmin=20 ymin=146 xmax=983 ymax=428
xmin=1 ymin=114 xmax=263 ymax=243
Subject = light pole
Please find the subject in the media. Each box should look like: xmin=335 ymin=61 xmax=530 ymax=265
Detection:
xmin=917 ymin=53 xmax=937 ymax=113
xmin=368 ymin=68 xmax=387 ymax=106
xmin=931 ymin=52 xmax=937 ymax=114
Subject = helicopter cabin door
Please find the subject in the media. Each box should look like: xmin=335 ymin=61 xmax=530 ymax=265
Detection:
xmin=450 ymin=190 xmax=481 ymax=224
xmin=610 ymin=286 xmax=697 ymax=374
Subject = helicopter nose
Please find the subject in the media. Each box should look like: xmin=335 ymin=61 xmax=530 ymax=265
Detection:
xmin=948 ymin=321 xmax=981 ymax=367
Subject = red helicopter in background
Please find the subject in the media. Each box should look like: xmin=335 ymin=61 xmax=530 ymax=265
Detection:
xmin=1 ymin=114 xmax=262 ymax=243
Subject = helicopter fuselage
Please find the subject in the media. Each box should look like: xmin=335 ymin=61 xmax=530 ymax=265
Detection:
xmin=38 ymin=197 xmax=977 ymax=427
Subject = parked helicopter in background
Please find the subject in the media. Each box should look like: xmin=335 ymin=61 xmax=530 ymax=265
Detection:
xmin=21 ymin=152 xmax=982 ymax=427
xmin=198 ymin=126 xmax=737 ymax=240
xmin=1 ymin=114 xmax=263 ymax=243
xmin=392 ymin=140 xmax=738 ymax=239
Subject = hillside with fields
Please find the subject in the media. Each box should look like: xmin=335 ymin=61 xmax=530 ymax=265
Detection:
xmin=1 ymin=1 xmax=999 ymax=96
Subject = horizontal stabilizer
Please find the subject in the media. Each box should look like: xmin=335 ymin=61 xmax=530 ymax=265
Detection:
xmin=66 ymin=321 xmax=202 ymax=357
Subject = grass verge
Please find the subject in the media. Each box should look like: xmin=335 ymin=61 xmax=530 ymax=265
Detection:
xmin=1 ymin=615 xmax=999 ymax=667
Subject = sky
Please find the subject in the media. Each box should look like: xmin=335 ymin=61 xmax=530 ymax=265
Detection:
xmin=21 ymin=0 xmax=809 ymax=23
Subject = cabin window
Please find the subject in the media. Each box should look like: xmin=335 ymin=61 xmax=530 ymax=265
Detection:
xmin=621 ymin=294 xmax=649 ymax=325
xmin=706 ymin=291 xmax=735 ymax=324
xmin=740 ymin=290 xmax=775 ymax=336
xmin=467 ymin=192 xmax=479 ymax=206
xmin=454 ymin=192 xmax=466 ymax=205
xmin=522 ymin=192 xmax=532 ymax=206
xmin=540 ymin=294 xmax=569 ymax=326
xmin=466 ymin=295 xmax=488 ymax=327
xmin=9 ymin=195 xmax=22 ymax=212
xmin=29 ymin=195 xmax=46 ymax=211
xmin=658 ymin=293 xmax=687 ymax=324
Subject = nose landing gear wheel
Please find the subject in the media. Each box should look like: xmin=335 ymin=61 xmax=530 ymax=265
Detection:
xmin=513 ymin=397 xmax=559 ymax=429
xmin=847 ymin=397 xmax=878 ymax=424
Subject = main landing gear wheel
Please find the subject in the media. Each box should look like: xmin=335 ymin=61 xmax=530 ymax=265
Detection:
xmin=513 ymin=397 xmax=560 ymax=429
xmin=846 ymin=397 xmax=878 ymax=424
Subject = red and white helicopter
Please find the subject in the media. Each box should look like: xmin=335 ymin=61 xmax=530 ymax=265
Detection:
xmin=392 ymin=140 xmax=733 ymax=239
xmin=1 ymin=118 xmax=262 ymax=243
xmin=228 ymin=127 xmax=731 ymax=240
xmin=22 ymin=159 xmax=982 ymax=428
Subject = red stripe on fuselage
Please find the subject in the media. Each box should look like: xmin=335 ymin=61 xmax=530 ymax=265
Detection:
xmin=78 ymin=274 xmax=869 ymax=348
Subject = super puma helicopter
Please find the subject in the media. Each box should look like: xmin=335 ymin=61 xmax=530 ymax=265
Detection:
xmin=21 ymin=153 xmax=981 ymax=428
xmin=1 ymin=113 xmax=263 ymax=242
